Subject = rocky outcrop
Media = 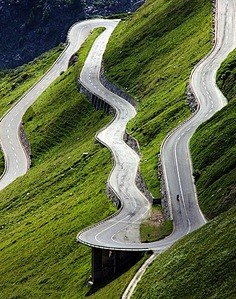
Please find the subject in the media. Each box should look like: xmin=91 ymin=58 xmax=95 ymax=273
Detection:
xmin=0 ymin=0 xmax=145 ymax=70
xmin=84 ymin=0 xmax=145 ymax=17
xmin=123 ymin=131 xmax=139 ymax=155
xmin=106 ymin=182 xmax=121 ymax=208
xmin=186 ymin=84 xmax=198 ymax=113
xmin=158 ymin=155 xmax=170 ymax=220
xmin=135 ymin=169 xmax=153 ymax=205
xmin=0 ymin=0 xmax=84 ymax=69
xmin=212 ymin=0 xmax=217 ymax=45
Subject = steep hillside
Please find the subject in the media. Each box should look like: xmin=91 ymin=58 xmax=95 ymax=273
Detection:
xmin=104 ymin=0 xmax=212 ymax=198
xmin=133 ymin=54 xmax=236 ymax=295
xmin=135 ymin=65 xmax=236 ymax=295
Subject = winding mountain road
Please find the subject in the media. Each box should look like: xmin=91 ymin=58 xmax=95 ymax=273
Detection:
xmin=77 ymin=0 xmax=236 ymax=251
xmin=0 ymin=0 xmax=235 ymax=256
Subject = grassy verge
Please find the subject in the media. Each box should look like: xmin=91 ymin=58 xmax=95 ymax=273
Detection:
xmin=104 ymin=0 xmax=212 ymax=198
xmin=190 ymin=49 xmax=236 ymax=219
xmin=140 ymin=205 xmax=173 ymax=242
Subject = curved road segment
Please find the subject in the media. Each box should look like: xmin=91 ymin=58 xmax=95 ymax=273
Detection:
xmin=0 ymin=0 xmax=235 ymax=254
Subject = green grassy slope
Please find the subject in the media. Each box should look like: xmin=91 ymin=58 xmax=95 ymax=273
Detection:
xmin=0 ymin=30 xmax=141 ymax=299
xmin=104 ymin=0 xmax=212 ymax=197
xmin=191 ymin=50 xmax=236 ymax=219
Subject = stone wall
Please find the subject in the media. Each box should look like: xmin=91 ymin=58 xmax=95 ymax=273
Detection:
xmin=78 ymin=81 xmax=115 ymax=115
xmin=186 ymin=84 xmax=198 ymax=113
xmin=100 ymin=65 xmax=138 ymax=110
xmin=158 ymin=155 xmax=171 ymax=220
xmin=212 ymin=0 xmax=217 ymax=45
xmin=19 ymin=123 xmax=32 ymax=168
